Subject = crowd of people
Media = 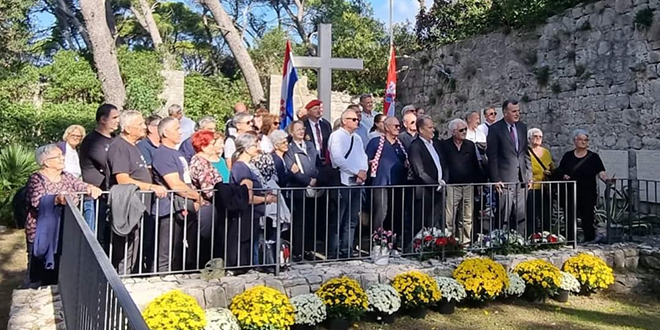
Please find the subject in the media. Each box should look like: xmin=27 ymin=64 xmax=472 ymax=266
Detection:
xmin=22 ymin=94 xmax=615 ymax=286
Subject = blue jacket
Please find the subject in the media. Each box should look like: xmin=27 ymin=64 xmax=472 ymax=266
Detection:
xmin=33 ymin=195 xmax=63 ymax=269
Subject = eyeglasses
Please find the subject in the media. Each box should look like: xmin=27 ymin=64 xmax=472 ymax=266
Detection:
xmin=345 ymin=118 xmax=359 ymax=122
xmin=274 ymin=122 xmax=281 ymax=125
xmin=393 ymin=124 xmax=401 ymax=129
xmin=69 ymin=134 xmax=83 ymax=139
xmin=487 ymin=112 xmax=497 ymax=116
xmin=458 ymin=128 xmax=467 ymax=132
xmin=46 ymin=154 xmax=64 ymax=160
xmin=533 ymin=135 xmax=543 ymax=138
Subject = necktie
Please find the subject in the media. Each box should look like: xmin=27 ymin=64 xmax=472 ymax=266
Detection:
xmin=315 ymin=123 xmax=323 ymax=152
xmin=509 ymin=125 xmax=517 ymax=150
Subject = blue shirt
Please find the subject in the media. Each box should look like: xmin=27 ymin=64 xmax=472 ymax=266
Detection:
xmin=151 ymin=145 xmax=191 ymax=217
xmin=137 ymin=138 xmax=158 ymax=166
xmin=355 ymin=125 xmax=370 ymax=150
xmin=178 ymin=137 xmax=195 ymax=163
xmin=365 ymin=137 xmax=407 ymax=186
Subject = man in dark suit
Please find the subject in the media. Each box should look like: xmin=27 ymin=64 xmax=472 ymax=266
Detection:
xmin=408 ymin=115 xmax=448 ymax=248
xmin=302 ymin=99 xmax=332 ymax=166
xmin=486 ymin=99 xmax=532 ymax=235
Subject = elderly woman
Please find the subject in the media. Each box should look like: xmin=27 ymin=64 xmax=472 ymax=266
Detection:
xmin=57 ymin=125 xmax=86 ymax=178
xmin=284 ymin=121 xmax=319 ymax=260
xmin=25 ymin=144 xmax=101 ymax=287
xmin=368 ymin=114 xmax=386 ymax=140
xmin=269 ymin=129 xmax=291 ymax=186
xmin=259 ymin=114 xmax=280 ymax=153
xmin=229 ymin=133 xmax=277 ymax=273
xmin=556 ymin=129 xmax=613 ymax=243
xmin=526 ymin=128 xmax=555 ymax=234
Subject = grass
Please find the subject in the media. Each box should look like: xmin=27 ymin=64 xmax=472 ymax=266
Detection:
xmin=0 ymin=229 xmax=27 ymax=330
xmin=339 ymin=293 xmax=659 ymax=330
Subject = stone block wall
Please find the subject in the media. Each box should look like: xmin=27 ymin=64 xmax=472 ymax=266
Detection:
xmin=398 ymin=0 xmax=660 ymax=157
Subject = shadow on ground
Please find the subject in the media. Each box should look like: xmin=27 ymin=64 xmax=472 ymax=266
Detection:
xmin=0 ymin=229 xmax=27 ymax=330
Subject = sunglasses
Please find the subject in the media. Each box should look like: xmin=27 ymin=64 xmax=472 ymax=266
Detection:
xmin=345 ymin=118 xmax=359 ymax=122
xmin=488 ymin=112 xmax=497 ymax=116
xmin=393 ymin=124 xmax=401 ymax=129
xmin=274 ymin=121 xmax=281 ymax=125
xmin=458 ymin=128 xmax=467 ymax=132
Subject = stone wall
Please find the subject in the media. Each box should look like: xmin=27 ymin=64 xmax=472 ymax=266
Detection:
xmin=398 ymin=0 xmax=660 ymax=159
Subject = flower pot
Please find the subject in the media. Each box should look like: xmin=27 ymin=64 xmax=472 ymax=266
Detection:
xmin=325 ymin=318 xmax=351 ymax=330
xmin=523 ymin=289 xmax=546 ymax=303
xmin=579 ymin=286 xmax=593 ymax=297
xmin=434 ymin=299 xmax=456 ymax=315
xmin=292 ymin=324 xmax=316 ymax=330
xmin=369 ymin=311 xmax=396 ymax=324
xmin=554 ymin=289 xmax=569 ymax=303
xmin=406 ymin=307 xmax=428 ymax=319
xmin=371 ymin=246 xmax=390 ymax=265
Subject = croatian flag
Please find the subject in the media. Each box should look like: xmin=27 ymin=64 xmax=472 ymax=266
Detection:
xmin=280 ymin=40 xmax=298 ymax=129
xmin=383 ymin=45 xmax=396 ymax=117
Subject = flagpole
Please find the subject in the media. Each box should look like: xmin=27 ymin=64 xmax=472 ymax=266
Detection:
xmin=389 ymin=0 xmax=394 ymax=46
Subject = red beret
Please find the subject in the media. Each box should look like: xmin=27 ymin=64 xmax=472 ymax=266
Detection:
xmin=305 ymin=99 xmax=322 ymax=110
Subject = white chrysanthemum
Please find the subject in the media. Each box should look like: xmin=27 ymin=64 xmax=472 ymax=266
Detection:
xmin=434 ymin=276 xmax=467 ymax=302
xmin=560 ymin=271 xmax=581 ymax=293
xmin=204 ymin=308 xmax=240 ymax=330
xmin=290 ymin=294 xmax=326 ymax=326
xmin=366 ymin=284 xmax=401 ymax=315
xmin=505 ymin=272 xmax=526 ymax=297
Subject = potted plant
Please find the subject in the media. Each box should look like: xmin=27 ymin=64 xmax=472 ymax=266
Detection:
xmin=513 ymin=259 xmax=561 ymax=303
xmin=504 ymin=272 xmax=526 ymax=298
xmin=474 ymin=229 xmax=530 ymax=255
xmin=562 ymin=253 xmax=615 ymax=295
xmin=204 ymin=308 xmax=240 ymax=330
xmin=290 ymin=294 xmax=327 ymax=330
xmin=372 ymin=228 xmax=396 ymax=265
xmin=392 ymin=271 xmax=441 ymax=318
xmin=142 ymin=290 xmax=207 ymax=330
xmin=316 ymin=276 xmax=368 ymax=330
xmin=453 ymin=258 xmax=509 ymax=304
xmin=229 ymin=286 xmax=295 ymax=330
xmin=433 ymin=277 xmax=466 ymax=315
xmin=555 ymin=271 xmax=581 ymax=303
xmin=365 ymin=284 xmax=401 ymax=324
xmin=528 ymin=231 xmax=566 ymax=245
xmin=412 ymin=228 xmax=462 ymax=259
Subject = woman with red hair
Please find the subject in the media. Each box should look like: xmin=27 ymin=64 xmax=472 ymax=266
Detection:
xmin=189 ymin=130 xmax=229 ymax=202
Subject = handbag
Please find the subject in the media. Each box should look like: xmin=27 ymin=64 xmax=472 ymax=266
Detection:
xmin=528 ymin=147 xmax=553 ymax=180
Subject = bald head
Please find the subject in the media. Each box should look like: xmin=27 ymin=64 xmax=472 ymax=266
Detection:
xmin=384 ymin=117 xmax=400 ymax=138
xmin=234 ymin=102 xmax=247 ymax=114
xmin=403 ymin=112 xmax=417 ymax=133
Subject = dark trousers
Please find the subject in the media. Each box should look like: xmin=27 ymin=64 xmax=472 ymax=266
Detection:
xmin=290 ymin=195 xmax=317 ymax=257
xmin=407 ymin=188 xmax=443 ymax=248
xmin=156 ymin=213 xmax=200 ymax=272
xmin=526 ymin=188 xmax=552 ymax=234
xmin=328 ymin=187 xmax=361 ymax=259
xmin=26 ymin=243 xmax=59 ymax=286
xmin=225 ymin=210 xmax=258 ymax=269
xmin=495 ymin=184 xmax=528 ymax=235
xmin=111 ymin=229 xmax=140 ymax=275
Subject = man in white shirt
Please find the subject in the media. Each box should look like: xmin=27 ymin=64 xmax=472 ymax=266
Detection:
xmin=168 ymin=104 xmax=195 ymax=147
xmin=327 ymin=108 xmax=368 ymax=259
xmin=407 ymin=115 xmax=447 ymax=245
xmin=466 ymin=111 xmax=487 ymax=143
xmin=359 ymin=94 xmax=381 ymax=132
xmin=477 ymin=107 xmax=498 ymax=137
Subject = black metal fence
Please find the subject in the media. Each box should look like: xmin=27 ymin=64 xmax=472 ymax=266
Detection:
xmin=78 ymin=181 xmax=579 ymax=277
xmin=59 ymin=195 xmax=149 ymax=330
xmin=599 ymin=179 xmax=660 ymax=243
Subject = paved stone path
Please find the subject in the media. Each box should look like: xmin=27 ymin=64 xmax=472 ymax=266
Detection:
xmin=7 ymin=286 xmax=65 ymax=330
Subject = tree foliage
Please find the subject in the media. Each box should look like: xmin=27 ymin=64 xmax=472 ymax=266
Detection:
xmin=184 ymin=73 xmax=250 ymax=123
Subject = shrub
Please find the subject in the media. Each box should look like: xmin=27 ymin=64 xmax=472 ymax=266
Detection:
xmin=634 ymin=8 xmax=654 ymax=28
xmin=142 ymin=291 xmax=206 ymax=330
xmin=392 ymin=271 xmax=441 ymax=309
xmin=0 ymin=145 xmax=39 ymax=226
xmin=433 ymin=277 xmax=467 ymax=302
xmin=290 ymin=294 xmax=326 ymax=326
xmin=514 ymin=259 xmax=562 ymax=298
xmin=505 ymin=272 xmax=526 ymax=297
xmin=562 ymin=254 xmax=615 ymax=292
xmin=316 ymin=276 xmax=368 ymax=321
xmin=453 ymin=258 xmax=509 ymax=301
xmin=559 ymin=271 xmax=581 ymax=293
xmin=204 ymin=308 xmax=240 ymax=330
xmin=229 ymin=286 xmax=294 ymax=330
xmin=365 ymin=284 xmax=401 ymax=315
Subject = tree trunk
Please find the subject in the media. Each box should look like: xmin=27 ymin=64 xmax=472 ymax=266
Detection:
xmin=200 ymin=0 xmax=265 ymax=106
xmin=130 ymin=0 xmax=175 ymax=69
xmin=79 ymin=0 xmax=127 ymax=108
xmin=281 ymin=0 xmax=315 ymax=56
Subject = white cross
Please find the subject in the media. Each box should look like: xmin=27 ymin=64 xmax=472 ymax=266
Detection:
xmin=293 ymin=24 xmax=364 ymax=121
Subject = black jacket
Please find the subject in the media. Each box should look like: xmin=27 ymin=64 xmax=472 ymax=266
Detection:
xmin=408 ymin=136 xmax=449 ymax=197
xmin=486 ymin=120 xmax=531 ymax=183
xmin=303 ymin=118 xmax=332 ymax=165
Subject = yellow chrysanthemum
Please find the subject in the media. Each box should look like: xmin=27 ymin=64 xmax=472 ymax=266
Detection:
xmin=316 ymin=276 xmax=368 ymax=321
xmin=513 ymin=259 xmax=561 ymax=297
xmin=391 ymin=270 xmax=441 ymax=309
xmin=562 ymin=253 xmax=615 ymax=292
xmin=142 ymin=290 xmax=206 ymax=330
xmin=229 ymin=286 xmax=295 ymax=330
xmin=453 ymin=257 xmax=509 ymax=302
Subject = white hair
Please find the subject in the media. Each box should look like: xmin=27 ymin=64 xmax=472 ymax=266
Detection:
xmin=168 ymin=104 xmax=182 ymax=116
xmin=448 ymin=118 xmax=467 ymax=131
xmin=119 ymin=110 xmax=143 ymax=132
xmin=527 ymin=127 xmax=543 ymax=143
xmin=268 ymin=129 xmax=289 ymax=146
xmin=35 ymin=144 xmax=59 ymax=167
xmin=573 ymin=129 xmax=588 ymax=140
xmin=196 ymin=116 xmax=216 ymax=131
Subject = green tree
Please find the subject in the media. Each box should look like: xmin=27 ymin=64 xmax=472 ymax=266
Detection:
xmin=184 ymin=73 xmax=249 ymax=124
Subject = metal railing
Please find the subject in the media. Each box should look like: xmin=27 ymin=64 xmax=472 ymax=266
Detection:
xmin=59 ymin=195 xmax=149 ymax=330
xmin=78 ymin=181 xmax=578 ymax=277
xmin=600 ymin=179 xmax=660 ymax=243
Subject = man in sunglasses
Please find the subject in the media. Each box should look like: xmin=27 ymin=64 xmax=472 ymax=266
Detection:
xmin=440 ymin=119 xmax=485 ymax=245
xmin=399 ymin=110 xmax=418 ymax=151
xmin=478 ymin=107 xmax=498 ymax=137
